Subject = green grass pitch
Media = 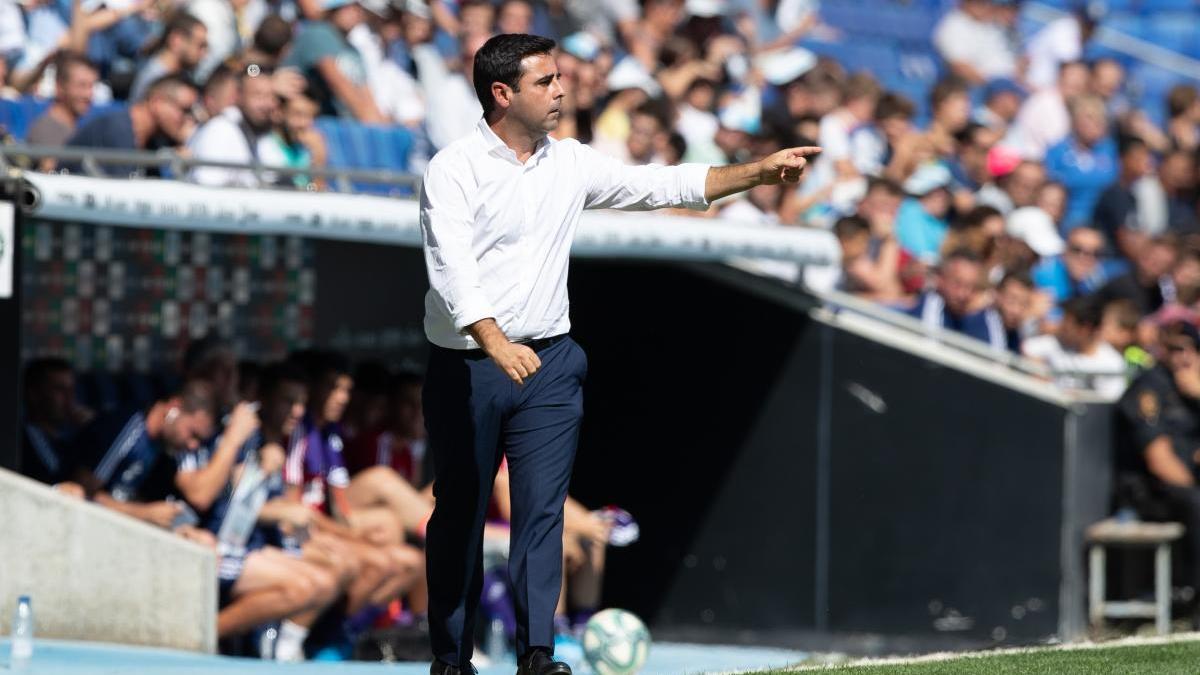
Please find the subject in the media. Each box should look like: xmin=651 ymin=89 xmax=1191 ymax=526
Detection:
xmin=750 ymin=636 xmax=1200 ymax=674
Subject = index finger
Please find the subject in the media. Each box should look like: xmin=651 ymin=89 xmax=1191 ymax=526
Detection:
xmin=787 ymin=146 xmax=822 ymax=158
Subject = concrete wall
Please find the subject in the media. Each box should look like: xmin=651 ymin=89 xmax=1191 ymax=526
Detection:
xmin=0 ymin=469 xmax=217 ymax=653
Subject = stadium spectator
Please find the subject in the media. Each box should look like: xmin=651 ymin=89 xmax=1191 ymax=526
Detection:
xmin=72 ymin=380 xmax=216 ymax=528
xmin=933 ymin=0 xmax=1018 ymax=85
xmin=907 ymin=248 xmax=1005 ymax=349
xmin=65 ymin=74 xmax=199 ymax=174
xmin=1023 ymin=297 xmax=1126 ymax=398
xmin=1095 ymin=235 xmax=1179 ymax=316
xmin=1036 ymin=180 xmax=1069 ymax=228
xmin=1044 ymin=95 xmax=1118 ymax=231
xmin=1024 ymin=3 xmax=1102 ymax=91
xmin=926 ymin=76 xmax=973 ymax=162
xmin=896 ymin=162 xmax=954 ymax=263
xmin=20 ymin=357 xmax=90 ymax=491
xmin=240 ymin=14 xmax=295 ymax=71
xmin=187 ymin=67 xmax=280 ymax=187
xmin=347 ymin=371 xmax=427 ymax=486
xmin=977 ymin=159 xmax=1045 ymax=214
xmin=1166 ymin=84 xmax=1200 ymax=154
xmin=283 ymin=0 xmax=385 ymax=123
xmin=1116 ymin=320 xmax=1200 ymax=620
xmin=974 ymin=78 xmax=1024 ymax=134
xmin=849 ymin=92 xmax=916 ymax=179
xmin=1094 ymin=137 xmax=1156 ymax=256
xmin=803 ymin=73 xmax=882 ymax=196
xmin=128 ymin=13 xmax=208 ymax=102
xmin=259 ymin=88 xmax=329 ymax=189
xmin=183 ymin=336 xmax=240 ymax=415
xmin=1033 ymin=226 xmax=1109 ymax=305
xmin=1011 ymin=60 xmax=1090 ymax=160
xmin=27 ymin=53 xmax=97 ymax=149
xmin=994 ymin=271 xmax=1036 ymax=353
xmin=199 ymin=64 xmax=237 ymax=121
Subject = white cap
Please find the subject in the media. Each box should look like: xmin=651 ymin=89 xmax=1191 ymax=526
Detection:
xmin=404 ymin=0 xmax=431 ymax=19
xmin=1006 ymin=207 xmax=1065 ymax=257
xmin=686 ymin=0 xmax=726 ymax=17
xmin=756 ymin=47 xmax=817 ymax=86
xmin=606 ymin=57 xmax=662 ymax=98
xmin=903 ymin=163 xmax=952 ymax=196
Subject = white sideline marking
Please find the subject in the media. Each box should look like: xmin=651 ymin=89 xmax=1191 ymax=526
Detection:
xmin=711 ymin=632 xmax=1200 ymax=674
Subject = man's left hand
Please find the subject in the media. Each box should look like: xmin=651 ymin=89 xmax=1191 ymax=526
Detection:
xmin=758 ymin=147 xmax=822 ymax=185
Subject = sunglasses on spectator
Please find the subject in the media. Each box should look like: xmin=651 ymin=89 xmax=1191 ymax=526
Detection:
xmin=1067 ymin=244 xmax=1102 ymax=258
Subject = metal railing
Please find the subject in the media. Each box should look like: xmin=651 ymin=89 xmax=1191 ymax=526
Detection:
xmin=0 ymin=143 xmax=421 ymax=195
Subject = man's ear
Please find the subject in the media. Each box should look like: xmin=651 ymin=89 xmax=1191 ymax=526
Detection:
xmin=492 ymin=82 xmax=512 ymax=111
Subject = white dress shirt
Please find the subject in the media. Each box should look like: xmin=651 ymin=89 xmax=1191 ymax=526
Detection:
xmin=420 ymin=118 xmax=712 ymax=349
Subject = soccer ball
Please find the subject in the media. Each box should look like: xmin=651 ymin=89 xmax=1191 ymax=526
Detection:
xmin=582 ymin=608 xmax=651 ymax=675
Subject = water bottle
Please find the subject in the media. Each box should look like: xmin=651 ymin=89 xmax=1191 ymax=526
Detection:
xmin=486 ymin=617 xmax=507 ymax=662
xmin=11 ymin=595 xmax=33 ymax=669
xmin=259 ymin=626 xmax=278 ymax=660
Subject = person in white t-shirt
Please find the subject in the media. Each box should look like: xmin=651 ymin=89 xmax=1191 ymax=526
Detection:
xmin=933 ymin=0 xmax=1018 ymax=85
xmin=1023 ymin=296 xmax=1127 ymax=399
xmin=187 ymin=68 xmax=279 ymax=188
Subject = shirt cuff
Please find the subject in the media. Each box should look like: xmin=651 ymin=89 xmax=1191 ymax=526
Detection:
xmin=451 ymin=291 xmax=497 ymax=334
xmin=678 ymin=163 xmax=712 ymax=210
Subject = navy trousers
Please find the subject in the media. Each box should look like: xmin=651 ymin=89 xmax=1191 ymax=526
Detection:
xmin=424 ymin=335 xmax=587 ymax=666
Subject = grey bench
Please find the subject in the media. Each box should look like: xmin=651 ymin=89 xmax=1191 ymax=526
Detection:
xmin=1086 ymin=518 xmax=1185 ymax=635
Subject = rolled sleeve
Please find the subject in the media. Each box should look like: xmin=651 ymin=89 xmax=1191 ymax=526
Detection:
xmin=580 ymin=142 xmax=711 ymax=211
xmin=420 ymin=158 xmax=496 ymax=333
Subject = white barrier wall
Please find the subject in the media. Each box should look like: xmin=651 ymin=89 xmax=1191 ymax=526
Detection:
xmin=0 ymin=469 xmax=217 ymax=653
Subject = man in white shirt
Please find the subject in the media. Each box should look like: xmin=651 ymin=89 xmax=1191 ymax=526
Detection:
xmin=1009 ymin=60 xmax=1089 ymax=160
xmin=933 ymin=0 xmax=1018 ymax=85
xmin=420 ymin=33 xmax=820 ymax=675
xmin=187 ymin=68 xmax=279 ymax=188
xmin=1023 ymin=296 xmax=1127 ymax=399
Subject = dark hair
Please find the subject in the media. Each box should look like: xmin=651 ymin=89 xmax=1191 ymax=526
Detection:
xmin=288 ymin=349 xmax=351 ymax=391
xmin=22 ymin=357 xmax=73 ymax=398
xmin=956 ymin=204 xmax=1003 ymax=230
xmin=257 ymin=361 xmax=307 ymax=403
xmin=54 ymin=52 xmax=96 ymax=86
xmin=874 ymin=92 xmax=915 ymax=122
xmin=202 ymin=64 xmax=236 ymax=96
xmin=253 ymin=14 xmax=293 ymax=57
xmin=833 ymin=215 xmax=870 ymax=240
xmin=148 ymin=12 xmax=205 ymax=56
xmin=472 ymin=33 xmax=557 ymax=118
xmin=865 ymin=176 xmax=904 ymax=198
xmin=998 ymin=271 xmax=1034 ymax=291
xmin=1119 ymin=136 xmax=1147 ymax=157
xmin=1167 ymin=84 xmax=1198 ymax=119
xmin=183 ymin=336 xmax=235 ymax=378
xmin=146 ymin=73 xmax=197 ymax=101
xmin=942 ymin=247 xmax=982 ymax=265
xmin=175 ymin=379 xmax=218 ymax=419
xmin=843 ymin=72 xmax=882 ymax=103
xmin=388 ymin=371 xmax=424 ymax=400
xmin=1061 ymin=297 xmax=1103 ymax=328
xmin=930 ymin=75 xmax=969 ymax=112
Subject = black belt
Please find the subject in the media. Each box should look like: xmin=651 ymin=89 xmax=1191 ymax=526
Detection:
xmin=514 ymin=334 xmax=569 ymax=351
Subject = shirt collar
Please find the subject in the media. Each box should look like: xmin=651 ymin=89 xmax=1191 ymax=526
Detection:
xmin=475 ymin=117 xmax=553 ymax=164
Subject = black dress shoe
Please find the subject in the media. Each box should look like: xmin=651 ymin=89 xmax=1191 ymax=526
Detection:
xmin=431 ymin=659 xmax=476 ymax=675
xmin=516 ymin=648 xmax=572 ymax=675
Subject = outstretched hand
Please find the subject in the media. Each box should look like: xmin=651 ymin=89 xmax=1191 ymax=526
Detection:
xmin=758 ymin=146 xmax=822 ymax=185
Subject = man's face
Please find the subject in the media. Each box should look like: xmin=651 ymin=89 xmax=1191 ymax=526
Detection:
xmin=149 ymin=86 xmax=198 ymax=143
xmin=1124 ymin=145 xmax=1154 ymax=179
xmin=1092 ymin=61 xmax=1124 ymax=98
xmin=995 ymin=281 xmax=1030 ymax=330
xmin=1006 ymin=163 xmax=1044 ymax=207
xmin=31 ymin=370 xmax=75 ymax=428
xmin=1037 ymin=183 xmax=1066 ymax=223
xmin=266 ymin=382 xmax=307 ymax=438
xmin=240 ymin=74 xmax=279 ymax=132
xmin=1166 ymin=335 xmax=1200 ymax=376
xmin=626 ymin=112 xmax=661 ymax=163
xmin=920 ymin=188 xmax=951 ymax=219
xmin=988 ymin=91 xmax=1021 ymax=122
xmin=497 ymin=0 xmax=533 ymax=34
xmin=879 ymin=116 xmax=912 ymax=145
xmin=60 ymin=64 xmax=97 ymax=118
xmin=939 ymin=258 xmax=981 ymax=317
xmin=858 ymin=187 xmax=901 ymax=230
xmin=459 ymin=3 xmax=494 ymax=37
xmin=503 ymin=52 xmax=565 ymax=136
xmin=205 ymin=76 xmax=238 ymax=117
xmin=839 ymin=230 xmax=871 ymax=264
xmin=1138 ymin=242 xmax=1177 ymax=281
xmin=321 ymin=374 xmax=353 ymax=423
xmin=1161 ymin=153 xmax=1196 ymax=192
xmin=1058 ymin=315 xmax=1092 ymax=352
xmin=164 ymin=407 xmax=214 ymax=452
xmin=1072 ymin=107 xmax=1108 ymax=146
xmin=1060 ymin=63 xmax=1090 ymax=98
xmin=180 ymin=25 xmax=209 ymax=69
xmin=284 ymin=96 xmax=318 ymax=138
xmin=935 ymin=92 xmax=970 ymax=134
xmin=1064 ymin=229 xmax=1103 ymax=282
xmin=331 ymin=3 xmax=365 ymax=32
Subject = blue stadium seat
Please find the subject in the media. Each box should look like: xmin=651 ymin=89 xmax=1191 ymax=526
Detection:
xmin=0 ymin=96 xmax=51 ymax=141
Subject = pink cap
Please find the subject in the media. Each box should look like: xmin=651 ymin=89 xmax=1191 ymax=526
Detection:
xmin=987 ymin=145 xmax=1022 ymax=179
